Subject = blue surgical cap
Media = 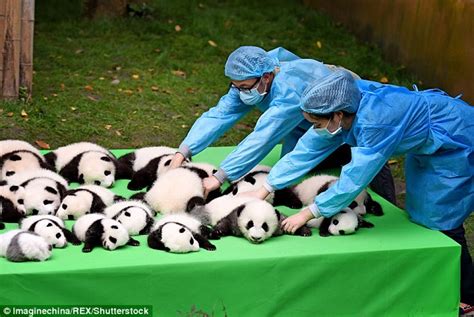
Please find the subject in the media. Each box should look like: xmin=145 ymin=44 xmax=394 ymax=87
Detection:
xmin=301 ymin=69 xmax=361 ymax=114
xmin=224 ymin=46 xmax=279 ymax=81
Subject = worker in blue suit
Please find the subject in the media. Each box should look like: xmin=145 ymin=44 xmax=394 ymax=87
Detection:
xmin=249 ymin=69 xmax=474 ymax=310
xmin=170 ymin=46 xmax=396 ymax=203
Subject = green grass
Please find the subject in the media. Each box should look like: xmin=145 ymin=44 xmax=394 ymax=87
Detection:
xmin=0 ymin=0 xmax=472 ymax=252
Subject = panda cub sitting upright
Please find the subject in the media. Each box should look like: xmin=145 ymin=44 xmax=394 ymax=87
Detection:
xmin=118 ymin=146 xmax=177 ymax=190
xmin=193 ymin=195 xmax=312 ymax=244
xmin=44 ymin=142 xmax=133 ymax=187
xmin=7 ymin=169 xmax=68 ymax=216
xmin=20 ymin=215 xmax=80 ymax=248
xmin=72 ymin=214 xmax=140 ymax=252
xmin=0 ymin=181 xmax=26 ymax=228
xmin=57 ymin=185 xmax=123 ymax=220
xmin=147 ymin=213 xmax=216 ymax=253
xmin=0 ymin=139 xmax=52 ymax=181
xmin=0 ymin=229 xmax=52 ymax=262
xmin=104 ymin=200 xmax=155 ymax=236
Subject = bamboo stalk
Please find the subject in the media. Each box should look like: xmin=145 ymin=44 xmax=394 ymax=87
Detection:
xmin=20 ymin=0 xmax=34 ymax=98
xmin=0 ymin=0 xmax=7 ymax=94
xmin=2 ymin=0 xmax=21 ymax=99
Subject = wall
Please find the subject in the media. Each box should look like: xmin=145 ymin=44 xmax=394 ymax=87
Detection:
xmin=304 ymin=0 xmax=474 ymax=104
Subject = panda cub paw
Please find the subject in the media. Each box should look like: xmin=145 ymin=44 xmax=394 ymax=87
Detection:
xmin=127 ymin=238 xmax=140 ymax=246
xmin=295 ymin=226 xmax=312 ymax=237
xmin=0 ymin=223 xmax=5 ymax=230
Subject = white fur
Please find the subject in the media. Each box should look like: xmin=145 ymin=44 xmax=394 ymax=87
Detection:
xmin=328 ymin=208 xmax=359 ymax=236
xmin=104 ymin=200 xmax=154 ymax=235
xmin=204 ymin=195 xmax=257 ymax=226
xmin=145 ymin=168 xmax=204 ymax=214
xmin=133 ymin=146 xmax=176 ymax=171
xmin=230 ymin=170 xmax=274 ymax=203
xmin=100 ymin=218 xmax=130 ymax=250
xmin=77 ymin=151 xmax=116 ymax=187
xmin=0 ymin=140 xmax=42 ymax=157
xmin=0 ymin=229 xmax=51 ymax=261
xmin=294 ymin=174 xmax=338 ymax=206
xmin=72 ymin=213 xmax=106 ymax=242
xmin=51 ymin=142 xmax=110 ymax=171
xmin=237 ymin=200 xmax=279 ymax=243
xmin=1 ymin=151 xmax=45 ymax=181
xmin=8 ymin=169 xmax=67 ymax=216
xmin=153 ymin=213 xmax=202 ymax=233
xmin=57 ymin=190 xmax=94 ymax=220
xmin=183 ymin=162 xmax=217 ymax=177
xmin=159 ymin=222 xmax=199 ymax=253
xmin=20 ymin=215 xmax=68 ymax=248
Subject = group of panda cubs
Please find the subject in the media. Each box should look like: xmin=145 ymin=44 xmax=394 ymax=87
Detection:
xmin=0 ymin=139 xmax=383 ymax=262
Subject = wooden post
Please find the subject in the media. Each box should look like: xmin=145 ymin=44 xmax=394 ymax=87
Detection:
xmin=20 ymin=0 xmax=34 ymax=98
xmin=2 ymin=0 xmax=21 ymax=99
xmin=0 ymin=0 xmax=7 ymax=93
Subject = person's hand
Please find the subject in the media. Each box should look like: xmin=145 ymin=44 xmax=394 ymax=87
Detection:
xmin=281 ymin=207 xmax=314 ymax=234
xmin=237 ymin=186 xmax=270 ymax=201
xmin=203 ymin=176 xmax=221 ymax=199
xmin=169 ymin=152 xmax=185 ymax=169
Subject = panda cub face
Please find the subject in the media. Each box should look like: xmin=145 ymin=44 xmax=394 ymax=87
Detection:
xmin=32 ymin=219 xmax=67 ymax=248
xmin=57 ymin=191 xmax=94 ymax=220
xmin=101 ymin=219 xmax=130 ymax=250
xmin=24 ymin=180 xmax=62 ymax=216
xmin=160 ymin=222 xmax=200 ymax=253
xmin=79 ymin=152 xmax=116 ymax=187
xmin=0 ymin=182 xmax=27 ymax=222
xmin=1 ymin=152 xmax=44 ymax=180
xmin=237 ymin=200 xmax=279 ymax=244
xmin=328 ymin=209 xmax=359 ymax=236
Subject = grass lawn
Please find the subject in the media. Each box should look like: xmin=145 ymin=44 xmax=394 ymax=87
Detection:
xmin=0 ymin=0 xmax=472 ymax=251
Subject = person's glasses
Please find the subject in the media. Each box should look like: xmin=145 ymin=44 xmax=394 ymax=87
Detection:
xmin=229 ymin=77 xmax=261 ymax=93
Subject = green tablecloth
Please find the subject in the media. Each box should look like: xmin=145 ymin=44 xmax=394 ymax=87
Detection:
xmin=0 ymin=147 xmax=460 ymax=316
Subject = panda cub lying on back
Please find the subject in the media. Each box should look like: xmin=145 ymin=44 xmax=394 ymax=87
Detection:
xmin=44 ymin=142 xmax=133 ymax=187
xmin=0 ymin=229 xmax=52 ymax=262
xmin=0 ymin=140 xmax=52 ymax=181
xmin=72 ymin=214 xmax=140 ymax=252
xmin=192 ymin=195 xmax=312 ymax=244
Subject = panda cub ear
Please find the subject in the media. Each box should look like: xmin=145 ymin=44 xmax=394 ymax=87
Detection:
xmin=9 ymin=185 xmax=19 ymax=192
xmin=234 ymin=204 xmax=246 ymax=217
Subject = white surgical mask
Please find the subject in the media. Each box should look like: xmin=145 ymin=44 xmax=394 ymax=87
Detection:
xmin=314 ymin=116 xmax=342 ymax=138
xmin=239 ymin=78 xmax=267 ymax=105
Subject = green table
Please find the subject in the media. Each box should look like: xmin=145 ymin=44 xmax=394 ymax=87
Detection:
xmin=0 ymin=147 xmax=460 ymax=316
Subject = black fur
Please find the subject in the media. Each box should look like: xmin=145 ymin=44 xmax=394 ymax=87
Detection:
xmin=186 ymin=196 xmax=205 ymax=212
xmin=82 ymin=219 xmax=105 ymax=252
xmin=273 ymin=188 xmax=304 ymax=209
xmin=114 ymin=159 xmax=134 ymax=180
xmin=117 ymin=152 xmax=136 ymax=169
xmin=316 ymin=181 xmax=333 ymax=195
xmin=0 ymin=196 xmax=24 ymax=223
xmin=127 ymin=237 xmax=140 ymax=246
xmin=318 ymin=217 xmax=332 ymax=237
xmin=58 ymin=153 xmax=83 ymax=183
xmin=0 ymin=150 xmax=53 ymax=173
xmin=147 ymin=228 xmax=170 ymax=252
xmin=43 ymin=152 xmax=57 ymax=168
xmin=129 ymin=192 xmax=146 ymax=201
xmin=127 ymin=154 xmax=170 ymax=190
xmin=182 ymin=166 xmax=209 ymax=179
xmin=365 ymin=193 xmax=383 ymax=216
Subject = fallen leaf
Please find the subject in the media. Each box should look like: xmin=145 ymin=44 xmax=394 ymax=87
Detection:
xmin=60 ymin=83 xmax=65 ymax=90
xmin=70 ymin=107 xmax=77 ymax=111
xmin=136 ymin=87 xmax=143 ymax=93
xmin=52 ymin=93 xmax=58 ymax=97
xmin=43 ymin=97 xmax=48 ymax=101
xmin=85 ymin=85 xmax=94 ymax=91
xmin=132 ymin=74 xmax=140 ymax=80
xmin=181 ymin=124 xmax=188 ymax=128
xmin=208 ymin=40 xmax=217 ymax=47
xmin=171 ymin=70 xmax=186 ymax=78
xmin=380 ymin=77 xmax=389 ymax=83
xmin=75 ymin=49 xmax=84 ymax=54
xmin=115 ymin=130 xmax=122 ymax=136
xmin=154 ymin=48 xmax=161 ymax=53
xmin=123 ymin=89 xmax=134 ymax=95
xmin=175 ymin=25 xmax=182 ymax=32
xmin=172 ymin=115 xmax=182 ymax=119
xmin=0 ymin=109 xmax=3 ymax=113
xmin=7 ymin=112 xmax=14 ymax=117
xmin=21 ymin=110 xmax=28 ymax=117
xmin=198 ymin=3 xmax=205 ymax=8
xmin=35 ymin=140 xmax=50 ymax=149
xmin=99 ymin=77 xmax=105 ymax=80
xmin=61 ymin=119 xmax=67 ymax=122
xmin=148 ymin=68 xmax=155 ymax=72
xmin=87 ymin=95 xmax=99 ymax=102
xmin=151 ymin=86 xmax=159 ymax=91
xmin=111 ymin=79 xmax=120 ymax=85
xmin=105 ymin=124 xmax=112 ymax=130
xmin=316 ymin=41 xmax=322 ymax=49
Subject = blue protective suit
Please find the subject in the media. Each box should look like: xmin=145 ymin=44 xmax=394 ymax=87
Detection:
xmin=266 ymin=84 xmax=474 ymax=231
xmin=179 ymin=47 xmax=331 ymax=182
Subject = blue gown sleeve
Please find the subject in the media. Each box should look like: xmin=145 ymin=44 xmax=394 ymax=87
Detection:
xmin=314 ymin=121 xmax=405 ymax=218
xmin=217 ymin=94 xmax=307 ymax=182
xmin=266 ymin=128 xmax=344 ymax=190
xmin=179 ymin=88 xmax=253 ymax=158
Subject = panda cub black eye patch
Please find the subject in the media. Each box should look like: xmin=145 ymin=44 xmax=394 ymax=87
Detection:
xmin=17 ymin=199 xmax=24 ymax=204
xmin=179 ymin=228 xmax=185 ymax=233
xmin=9 ymin=154 xmax=21 ymax=161
xmin=94 ymin=181 xmax=101 ymax=185
xmin=43 ymin=200 xmax=54 ymax=205
xmin=101 ymin=156 xmax=112 ymax=162
xmin=124 ymin=211 xmax=131 ymax=217
xmin=56 ymin=233 xmax=62 ymax=239
xmin=246 ymin=221 xmax=254 ymax=230
xmin=6 ymin=171 xmax=15 ymax=176
xmin=189 ymin=238 xmax=194 ymax=245
xmin=164 ymin=160 xmax=171 ymax=166
xmin=262 ymin=222 xmax=269 ymax=232
xmin=109 ymin=236 xmax=117 ymax=244
xmin=104 ymin=170 xmax=111 ymax=176
xmin=62 ymin=204 xmax=67 ymax=209
xmin=9 ymin=185 xmax=19 ymax=192
xmin=45 ymin=186 xmax=58 ymax=195
xmin=332 ymin=219 xmax=339 ymax=225
xmin=47 ymin=223 xmax=53 ymax=227
xmin=111 ymin=225 xmax=118 ymax=229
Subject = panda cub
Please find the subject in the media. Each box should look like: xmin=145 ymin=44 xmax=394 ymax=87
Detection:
xmin=273 ymin=174 xmax=383 ymax=216
xmin=57 ymin=185 xmax=123 ymax=220
xmin=131 ymin=167 xmax=206 ymax=215
xmin=118 ymin=146 xmax=177 ymax=190
xmin=0 ymin=139 xmax=52 ymax=181
xmin=306 ymin=208 xmax=374 ymax=236
xmin=44 ymin=142 xmax=133 ymax=187
xmin=104 ymin=200 xmax=155 ymax=236
xmin=0 ymin=181 xmax=27 ymax=228
xmin=20 ymin=215 xmax=80 ymax=247
xmin=147 ymin=213 xmax=216 ymax=253
xmin=7 ymin=169 xmax=68 ymax=216
xmin=72 ymin=214 xmax=140 ymax=252
xmin=0 ymin=229 xmax=52 ymax=262
xmin=223 ymin=165 xmax=274 ymax=203
xmin=193 ymin=195 xmax=312 ymax=244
